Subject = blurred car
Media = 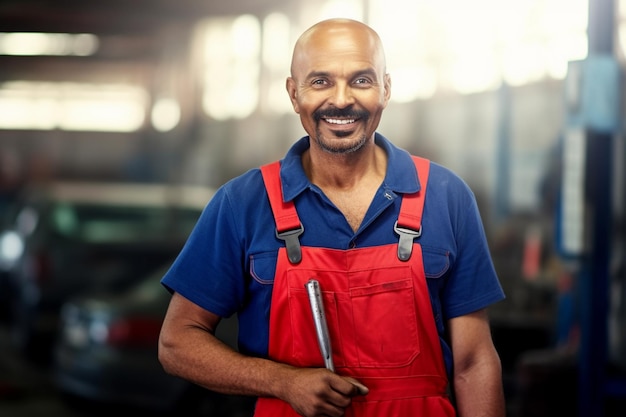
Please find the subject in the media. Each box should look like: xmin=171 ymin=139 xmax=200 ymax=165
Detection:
xmin=0 ymin=180 xmax=214 ymax=362
xmin=52 ymin=262 xmax=256 ymax=416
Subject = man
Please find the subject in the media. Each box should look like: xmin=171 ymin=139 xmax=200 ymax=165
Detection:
xmin=158 ymin=18 xmax=506 ymax=417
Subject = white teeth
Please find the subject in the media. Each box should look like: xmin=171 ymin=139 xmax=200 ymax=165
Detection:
xmin=325 ymin=118 xmax=355 ymax=125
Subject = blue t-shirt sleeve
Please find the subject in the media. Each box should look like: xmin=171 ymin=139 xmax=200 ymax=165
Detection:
xmin=440 ymin=178 xmax=505 ymax=319
xmin=161 ymin=183 xmax=246 ymax=318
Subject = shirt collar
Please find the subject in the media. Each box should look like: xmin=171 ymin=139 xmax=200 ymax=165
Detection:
xmin=279 ymin=133 xmax=421 ymax=202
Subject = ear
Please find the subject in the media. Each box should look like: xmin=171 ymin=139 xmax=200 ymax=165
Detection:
xmin=286 ymin=77 xmax=300 ymax=113
xmin=383 ymin=73 xmax=391 ymax=106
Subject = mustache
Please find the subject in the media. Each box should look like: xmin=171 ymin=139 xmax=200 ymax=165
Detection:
xmin=313 ymin=107 xmax=369 ymax=122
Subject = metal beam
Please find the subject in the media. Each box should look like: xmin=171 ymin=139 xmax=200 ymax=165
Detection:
xmin=578 ymin=0 xmax=618 ymax=416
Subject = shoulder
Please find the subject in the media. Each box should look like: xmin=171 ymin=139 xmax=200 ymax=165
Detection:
xmin=221 ymin=167 xmax=265 ymax=194
xmin=197 ymin=167 xmax=273 ymax=235
xmin=211 ymin=168 xmax=266 ymax=207
xmin=427 ymin=161 xmax=472 ymax=193
xmin=419 ymin=161 xmax=477 ymax=214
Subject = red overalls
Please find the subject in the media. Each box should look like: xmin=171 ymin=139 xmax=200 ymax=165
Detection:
xmin=254 ymin=156 xmax=456 ymax=417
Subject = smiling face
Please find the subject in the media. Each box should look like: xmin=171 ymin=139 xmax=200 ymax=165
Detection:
xmin=286 ymin=19 xmax=391 ymax=155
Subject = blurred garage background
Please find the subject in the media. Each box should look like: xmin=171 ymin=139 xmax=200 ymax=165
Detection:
xmin=0 ymin=0 xmax=625 ymax=416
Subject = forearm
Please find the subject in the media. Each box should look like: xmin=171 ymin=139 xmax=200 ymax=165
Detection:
xmin=158 ymin=293 xmax=366 ymax=417
xmin=159 ymin=325 xmax=292 ymax=399
xmin=453 ymin=351 xmax=506 ymax=417
xmin=158 ymin=324 xmax=366 ymax=417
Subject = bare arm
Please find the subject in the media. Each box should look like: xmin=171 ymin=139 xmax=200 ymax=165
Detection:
xmin=449 ymin=308 xmax=506 ymax=417
xmin=158 ymin=292 xmax=366 ymax=417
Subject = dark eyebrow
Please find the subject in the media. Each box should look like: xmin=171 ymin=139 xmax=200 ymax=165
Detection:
xmin=354 ymin=68 xmax=378 ymax=79
xmin=305 ymin=68 xmax=379 ymax=81
xmin=305 ymin=70 xmax=331 ymax=80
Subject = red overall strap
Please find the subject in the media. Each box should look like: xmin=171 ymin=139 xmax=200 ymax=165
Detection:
xmin=260 ymin=161 xmax=300 ymax=230
xmin=260 ymin=161 xmax=303 ymax=263
xmin=398 ymin=156 xmax=430 ymax=229
xmin=395 ymin=156 xmax=430 ymax=261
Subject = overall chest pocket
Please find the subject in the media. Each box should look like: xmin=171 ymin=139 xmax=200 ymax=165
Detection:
xmin=345 ymin=266 xmax=420 ymax=368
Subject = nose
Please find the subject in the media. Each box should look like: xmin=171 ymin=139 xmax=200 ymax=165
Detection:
xmin=329 ymin=82 xmax=355 ymax=108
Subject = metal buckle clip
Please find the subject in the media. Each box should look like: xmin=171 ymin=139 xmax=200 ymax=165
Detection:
xmin=394 ymin=221 xmax=421 ymax=261
xmin=276 ymin=225 xmax=304 ymax=264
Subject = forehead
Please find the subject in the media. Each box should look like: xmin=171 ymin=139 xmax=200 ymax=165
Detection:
xmin=293 ymin=25 xmax=384 ymax=77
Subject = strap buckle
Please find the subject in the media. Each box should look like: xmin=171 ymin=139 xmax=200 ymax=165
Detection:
xmin=394 ymin=221 xmax=421 ymax=261
xmin=276 ymin=225 xmax=304 ymax=264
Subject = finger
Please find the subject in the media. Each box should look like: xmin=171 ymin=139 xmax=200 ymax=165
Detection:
xmin=344 ymin=377 xmax=369 ymax=396
xmin=351 ymin=381 xmax=369 ymax=396
xmin=329 ymin=375 xmax=369 ymax=398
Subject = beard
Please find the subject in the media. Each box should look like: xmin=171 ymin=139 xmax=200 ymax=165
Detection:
xmin=313 ymin=129 xmax=368 ymax=154
xmin=312 ymin=107 xmax=370 ymax=155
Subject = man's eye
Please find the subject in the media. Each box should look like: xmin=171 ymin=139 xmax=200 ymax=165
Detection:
xmin=354 ymin=78 xmax=370 ymax=85
xmin=312 ymin=79 xmax=326 ymax=85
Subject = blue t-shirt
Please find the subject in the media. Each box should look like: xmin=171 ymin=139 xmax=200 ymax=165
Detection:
xmin=162 ymin=133 xmax=505 ymax=374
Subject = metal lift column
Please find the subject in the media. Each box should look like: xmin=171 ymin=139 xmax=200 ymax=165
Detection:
xmin=578 ymin=0 xmax=621 ymax=415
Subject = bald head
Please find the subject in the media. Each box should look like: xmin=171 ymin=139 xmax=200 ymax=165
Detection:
xmin=290 ymin=18 xmax=387 ymax=79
